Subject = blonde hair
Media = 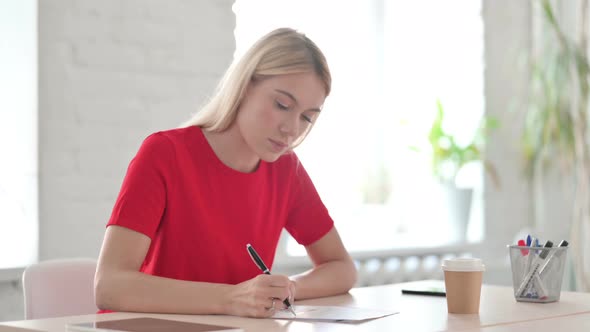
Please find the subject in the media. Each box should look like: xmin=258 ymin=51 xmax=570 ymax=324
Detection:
xmin=183 ymin=28 xmax=331 ymax=141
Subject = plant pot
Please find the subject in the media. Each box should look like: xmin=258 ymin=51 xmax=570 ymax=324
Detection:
xmin=440 ymin=182 xmax=473 ymax=243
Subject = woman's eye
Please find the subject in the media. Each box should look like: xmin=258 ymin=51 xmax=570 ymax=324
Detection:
xmin=275 ymin=101 xmax=289 ymax=110
xmin=302 ymin=114 xmax=313 ymax=123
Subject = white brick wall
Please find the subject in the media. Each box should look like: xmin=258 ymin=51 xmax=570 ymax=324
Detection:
xmin=38 ymin=0 xmax=235 ymax=259
xmin=0 ymin=0 xmax=235 ymax=321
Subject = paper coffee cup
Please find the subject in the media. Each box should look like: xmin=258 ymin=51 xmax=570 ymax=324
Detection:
xmin=442 ymin=258 xmax=485 ymax=314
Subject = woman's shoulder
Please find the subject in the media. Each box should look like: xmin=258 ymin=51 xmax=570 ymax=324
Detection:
xmin=150 ymin=125 xmax=200 ymax=142
xmin=139 ymin=126 xmax=201 ymax=149
xmin=135 ymin=126 xmax=198 ymax=157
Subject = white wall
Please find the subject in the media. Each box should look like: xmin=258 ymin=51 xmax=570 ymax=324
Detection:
xmin=0 ymin=0 xmax=235 ymax=322
xmin=482 ymin=0 xmax=534 ymax=285
xmin=38 ymin=0 xmax=235 ymax=261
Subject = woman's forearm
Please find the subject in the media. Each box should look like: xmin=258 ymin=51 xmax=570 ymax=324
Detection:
xmin=291 ymin=258 xmax=357 ymax=300
xmin=95 ymin=270 xmax=233 ymax=314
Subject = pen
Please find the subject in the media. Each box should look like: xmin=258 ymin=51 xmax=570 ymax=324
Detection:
xmin=523 ymin=236 xmax=537 ymax=275
xmin=538 ymin=240 xmax=569 ymax=276
xmin=517 ymin=239 xmax=530 ymax=280
xmin=517 ymin=238 xmax=546 ymax=299
xmin=246 ymin=243 xmax=296 ymax=317
xmin=526 ymin=234 xmax=532 ymax=247
xmin=516 ymin=240 xmax=553 ymax=297
xmin=517 ymin=239 xmax=528 ymax=256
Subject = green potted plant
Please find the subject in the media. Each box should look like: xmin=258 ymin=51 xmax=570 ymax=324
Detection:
xmin=429 ymin=100 xmax=499 ymax=186
xmin=428 ymin=100 xmax=498 ymax=242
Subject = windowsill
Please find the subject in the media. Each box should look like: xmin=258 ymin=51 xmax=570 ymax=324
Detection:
xmin=285 ymin=192 xmax=485 ymax=256
xmin=274 ymin=241 xmax=483 ymax=270
xmin=0 ymin=267 xmax=24 ymax=283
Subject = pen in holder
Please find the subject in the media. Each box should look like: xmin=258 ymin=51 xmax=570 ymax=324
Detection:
xmin=508 ymin=243 xmax=568 ymax=303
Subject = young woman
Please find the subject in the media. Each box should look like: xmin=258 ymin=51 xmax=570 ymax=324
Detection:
xmin=94 ymin=28 xmax=357 ymax=318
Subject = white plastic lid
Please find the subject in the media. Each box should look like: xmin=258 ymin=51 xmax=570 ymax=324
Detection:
xmin=442 ymin=258 xmax=485 ymax=272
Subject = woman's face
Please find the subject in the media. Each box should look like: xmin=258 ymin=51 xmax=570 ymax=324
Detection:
xmin=235 ymin=72 xmax=326 ymax=162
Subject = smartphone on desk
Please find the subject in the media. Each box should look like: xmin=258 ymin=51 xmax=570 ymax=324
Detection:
xmin=401 ymin=281 xmax=446 ymax=297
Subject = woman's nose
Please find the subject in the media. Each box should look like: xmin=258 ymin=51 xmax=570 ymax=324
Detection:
xmin=279 ymin=116 xmax=299 ymax=137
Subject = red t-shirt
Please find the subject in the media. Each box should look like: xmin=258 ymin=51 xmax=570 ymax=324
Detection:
xmin=107 ymin=125 xmax=334 ymax=284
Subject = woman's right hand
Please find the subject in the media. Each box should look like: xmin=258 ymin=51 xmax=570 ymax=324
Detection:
xmin=225 ymin=274 xmax=294 ymax=317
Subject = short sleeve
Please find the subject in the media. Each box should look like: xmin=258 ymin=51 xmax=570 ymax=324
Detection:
xmin=284 ymin=156 xmax=334 ymax=246
xmin=107 ymin=133 xmax=173 ymax=239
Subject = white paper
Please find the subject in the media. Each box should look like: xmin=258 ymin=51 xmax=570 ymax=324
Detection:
xmin=271 ymin=305 xmax=398 ymax=322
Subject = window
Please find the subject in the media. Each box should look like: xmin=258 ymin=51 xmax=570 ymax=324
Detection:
xmin=234 ymin=0 xmax=485 ymax=255
xmin=0 ymin=0 xmax=38 ymax=269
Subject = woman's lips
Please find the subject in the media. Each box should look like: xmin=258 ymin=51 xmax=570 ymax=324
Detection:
xmin=269 ymin=138 xmax=288 ymax=152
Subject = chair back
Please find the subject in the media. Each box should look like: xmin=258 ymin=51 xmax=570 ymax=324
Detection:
xmin=22 ymin=258 xmax=97 ymax=319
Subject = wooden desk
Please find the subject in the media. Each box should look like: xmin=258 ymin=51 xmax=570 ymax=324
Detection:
xmin=478 ymin=312 xmax=590 ymax=331
xmin=2 ymin=281 xmax=590 ymax=332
